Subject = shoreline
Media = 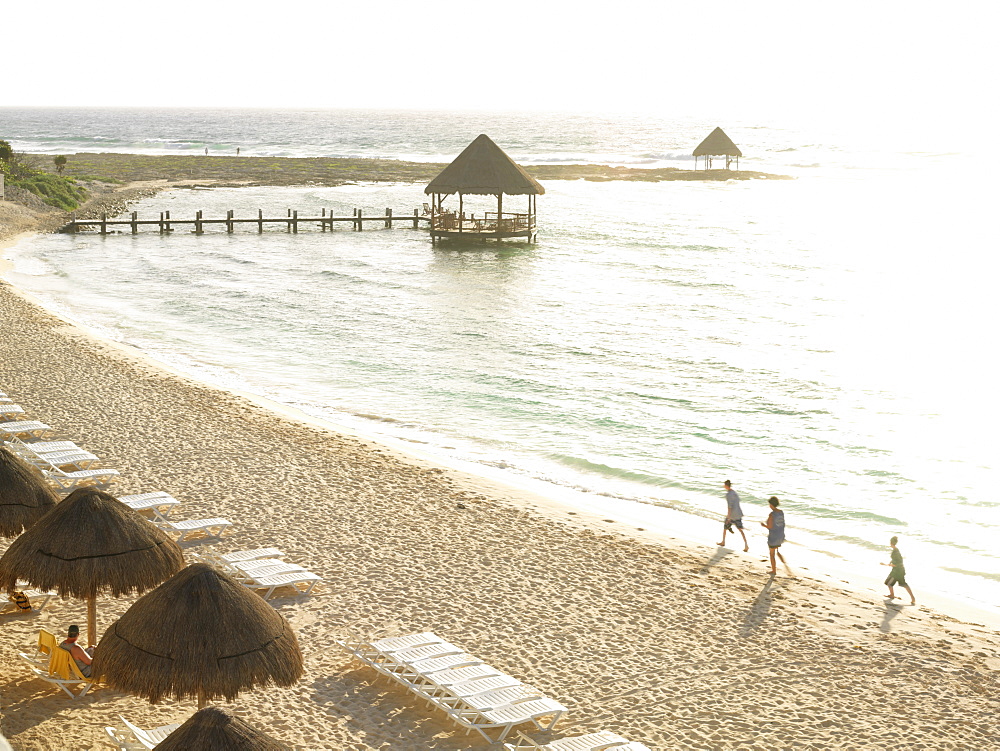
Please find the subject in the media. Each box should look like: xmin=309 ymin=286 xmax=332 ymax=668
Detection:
xmin=5 ymin=216 xmax=999 ymax=627
xmin=3 ymin=188 xmax=1000 ymax=749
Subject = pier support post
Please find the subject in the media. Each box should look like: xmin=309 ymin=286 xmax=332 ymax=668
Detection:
xmin=131 ymin=212 xmax=138 ymax=234
xmin=227 ymin=210 xmax=234 ymax=233
xmin=258 ymin=209 xmax=263 ymax=233
xmin=293 ymin=210 xmax=299 ymax=233
xmin=413 ymin=209 xmax=418 ymax=229
xmin=165 ymin=210 xmax=171 ymax=233
xmin=196 ymin=210 xmax=203 ymax=234
xmin=101 ymin=213 xmax=107 ymax=235
xmin=385 ymin=208 xmax=392 ymax=228
xmin=321 ymin=208 xmax=326 ymax=232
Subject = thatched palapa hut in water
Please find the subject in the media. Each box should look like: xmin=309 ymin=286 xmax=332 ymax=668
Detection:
xmin=425 ymin=134 xmax=544 ymax=242
xmin=694 ymin=127 xmax=742 ymax=170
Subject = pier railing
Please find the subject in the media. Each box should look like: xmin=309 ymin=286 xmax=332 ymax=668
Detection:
xmin=430 ymin=211 xmax=534 ymax=233
xmin=60 ymin=208 xmax=430 ymax=235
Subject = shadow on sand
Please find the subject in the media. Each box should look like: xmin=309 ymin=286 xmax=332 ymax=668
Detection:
xmin=739 ymin=574 xmax=784 ymax=637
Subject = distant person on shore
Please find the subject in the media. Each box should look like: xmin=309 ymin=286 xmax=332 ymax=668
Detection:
xmin=58 ymin=624 xmax=94 ymax=677
xmin=204 ymin=147 xmax=208 ymax=156
xmin=760 ymin=496 xmax=786 ymax=574
xmin=236 ymin=147 xmax=240 ymax=156
xmin=717 ymin=479 xmax=749 ymax=552
xmin=882 ymin=536 xmax=916 ymax=605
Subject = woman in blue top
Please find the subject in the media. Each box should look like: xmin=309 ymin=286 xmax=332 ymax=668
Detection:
xmin=760 ymin=496 xmax=786 ymax=575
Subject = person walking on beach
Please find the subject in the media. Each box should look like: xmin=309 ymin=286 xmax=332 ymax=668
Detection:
xmin=882 ymin=536 xmax=916 ymax=605
xmin=760 ymin=496 xmax=786 ymax=574
xmin=717 ymin=480 xmax=749 ymax=552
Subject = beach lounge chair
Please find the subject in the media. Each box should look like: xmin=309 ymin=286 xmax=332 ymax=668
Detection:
xmin=153 ymin=517 xmax=232 ymax=542
xmin=423 ymin=672 xmax=523 ymax=706
xmin=227 ymin=559 xmax=307 ymax=578
xmin=119 ymin=716 xmax=183 ymax=750
xmin=42 ymin=465 xmax=120 ymax=493
xmin=241 ymin=569 xmax=322 ymax=600
xmin=25 ymin=644 xmax=93 ymax=698
xmin=8 ymin=439 xmax=81 ymax=453
xmin=118 ymin=491 xmax=180 ymax=520
xmin=18 ymin=628 xmax=58 ymax=666
xmin=504 ymin=730 xmax=651 ymax=750
xmin=451 ymin=697 xmax=568 ymax=743
xmin=213 ymin=547 xmax=284 ymax=563
xmin=24 ymin=449 xmax=100 ymax=471
xmin=104 ymin=727 xmax=146 ymax=751
xmin=0 ymin=421 xmax=54 ymax=440
xmin=0 ymin=404 xmax=26 ymax=419
xmin=1 ymin=587 xmax=54 ymax=616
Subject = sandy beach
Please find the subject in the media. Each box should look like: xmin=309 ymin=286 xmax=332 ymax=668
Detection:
xmin=3 ymin=184 xmax=1000 ymax=750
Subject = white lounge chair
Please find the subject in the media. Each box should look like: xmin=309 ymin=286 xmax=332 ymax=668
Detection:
xmin=9 ymin=439 xmax=81 ymax=454
xmin=104 ymin=727 xmax=146 ymax=751
xmin=213 ymin=547 xmax=284 ymax=563
xmin=5 ymin=438 xmax=93 ymax=469
xmin=228 ymin=559 xmax=307 ymax=578
xmin=2 ymin=586 xmax=54 ymax=615
xmin=423 ymin=672 xmax=523 ymax=706
xmin=23 ymin=646 xmax=93 ymax=698
xmin=43 ymin=465 xmax=119 ymax=493
xmin=0 ymin=421 xmax=54 ymax=440
xmin=118 ymin=491 xmax=180 ymax=520
xmin=28 ymin=450 xmax=100 ymax=471
xmin=452 ymin=697 xmax=568 ymax=743
xmin=505 ymin=730 xmax=650 ymax=750
xmin=119 ymin=716 xmax=183 ymax=750
xmin=242 ymin=570 xmax=322 ymax=600
xmin=154 ymin=517 xmax=232 ymax=542
xmin=0 ymin=404 xmax=26 ymax=418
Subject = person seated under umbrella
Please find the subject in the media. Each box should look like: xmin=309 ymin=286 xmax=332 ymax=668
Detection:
xmin=59 ymin=624 xmax=95 ymax=677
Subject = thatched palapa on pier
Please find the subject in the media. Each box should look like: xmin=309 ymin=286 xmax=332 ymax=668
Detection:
xmin=0 ymin=487 xmax=183 ymax=644
xmin=425 ymin=134 xmax=544 ymax=242
xmin=693 ymin=127 xmax=742 ymax=170
xmin=155 ymin=707 xmax=286 ymax=751
xmin=93 ymin=563 xmax=303 ymax=707
xmin=0 ymin=446 xmax=57 ymax=538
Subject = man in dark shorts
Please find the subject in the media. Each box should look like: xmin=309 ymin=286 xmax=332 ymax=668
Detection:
xmin=717 ymin=480 xmax=749 ymax=552
xmin=882 ymin=536 xmax=916 ymax=605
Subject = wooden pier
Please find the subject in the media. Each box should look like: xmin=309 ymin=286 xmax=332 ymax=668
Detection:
xmin=60 ymin=208 xmax=430 ymax=235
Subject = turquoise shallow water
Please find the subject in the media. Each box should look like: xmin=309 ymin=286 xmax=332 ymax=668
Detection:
xmin=2 ymin=108 xmax=997 ymax=607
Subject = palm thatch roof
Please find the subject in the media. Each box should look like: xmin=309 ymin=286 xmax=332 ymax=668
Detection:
xmin=425 ymin=134 xmax=545 ymax=196
xmin=0 ymin=487 xmax=183 ymax=598
xmin=693 ymin=127 xmax=743 ymax=157
xmin=93 ymin=563 xmax=304 ymax=704
xmin=156 ymin=707 xmax=286 ymax=751
xmin=0 ymin=446 xmax=58 ymax=538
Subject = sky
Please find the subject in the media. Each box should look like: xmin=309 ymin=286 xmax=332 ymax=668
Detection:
xmin=5 ymin=0 xmax=996 ymax=132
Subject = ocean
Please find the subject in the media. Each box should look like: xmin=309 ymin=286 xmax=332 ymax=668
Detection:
xmin=2 ymin=107 xmax=997 ymax=609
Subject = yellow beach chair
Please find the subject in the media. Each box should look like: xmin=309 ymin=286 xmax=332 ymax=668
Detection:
xmin=26 ymin=644 xmax=93 ymax=698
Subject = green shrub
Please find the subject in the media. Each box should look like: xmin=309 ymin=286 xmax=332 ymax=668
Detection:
xmin=12 ymin=173 xmax=88 ymax=211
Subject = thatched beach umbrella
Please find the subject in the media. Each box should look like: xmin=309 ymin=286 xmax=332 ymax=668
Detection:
xmin=0 ymin=446 xmax=58 ymax=537
xmin=425 ymin=133 xmax=545 ymax=242
xmin=693 ymin=126 xmax=743 ymax=169
xmin=0 ymin=487 xmax=183 ymax=644
xmin=155 ymin=706 xmax=286 ymax=751
xmin=93 ymin=563 xmax=303 ymax=708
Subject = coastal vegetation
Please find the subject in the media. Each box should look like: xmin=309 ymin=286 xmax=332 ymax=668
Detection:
xmin=0 ymin=140 xmax=87 ymax=211
xmin=39 ymin=151 xmax=791 ymax=188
